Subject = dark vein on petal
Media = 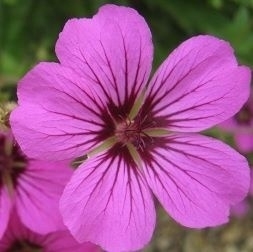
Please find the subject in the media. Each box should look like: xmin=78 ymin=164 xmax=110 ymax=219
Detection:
xmin=154 ymin=150 xmax=219 ymax=194
xmin=151 ymin=156 xmax=209 ymax=212
xmin=163 ymin=142 xmax=228 ymax=172
xmin=103 ymin=156 xmax=121 ymax=210
xmin=148 ymin=47 xmax=198 ymax=105
xmin=149 ymin=52 xmax=219 ymax=113
xmin=153 ymin=78 xmax=213 ymax=115
xmin=99 ymin=41 xmax=121 ymax=106
xmin=161 ymin=95 xmax=227 ymax=119
xmin=121 ymin=32 xmax=129 ymax=103
xmin=16 ymin=181 xmax=55 ymax=219
xmin=130 ymin=36 xmax=142 ymax=99
xmin=60 ymin=74 xmax=106 ymax=113
xmin=78 ymin=47 xmax=112 ymax=102
xmin=78 ymin=157 xmax=114 ymax=212
xmin=144 ymin=161 xmax=183 ymax=214
xmin=56 ymin=75 xmax=103 ymax=117
xmin=40 ymin=105 xmax=103 ymax=127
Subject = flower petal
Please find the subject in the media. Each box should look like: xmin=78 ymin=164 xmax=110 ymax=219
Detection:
xmin=0 ymin=210 xmax=101 ymax=252
xmin=60 ymin=154 xmax=155 ymax=252
xmin=234 ymin=132 xmax=253 ymax=153
xmin=0 ymin=187 xmax=12 ymax=239
xmin=230 ymin=200 xmax=249 ymax=218
xmin=146 ymin=35 xmax=251 ymax=132
xmin=11 ymin=63 xmax=106 ymax=160
xmin=44 ymin=231 xmax=101 ymax=252
xmin=143 ymin=133 xmax=249 ymax=228
xmin=15 ymin=160 xmax=72 ymax=234
xmin=56 ymin=4 xmax=153 ymax=106
xmin=0 ymin=210 xmax=26 ymax=250
xmin=218 ymin=118 xmax=239 ymax=132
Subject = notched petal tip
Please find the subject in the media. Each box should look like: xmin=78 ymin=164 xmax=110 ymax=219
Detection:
xmin=55 ymin=3 xmax=153 ymax=108
xmin=147 ymin=34 xmax=251 ymax=132
xmin=10 ymin=62 xmax=107 ymax=161
xmin=60 ymin=155 xmax=156 ymax=252
xmin=143 ymin=133 xmax=250 ymax=228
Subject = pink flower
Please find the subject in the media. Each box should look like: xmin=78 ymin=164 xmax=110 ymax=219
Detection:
xmin=219 ymin=87 xmax=253 ymax=153
xmin=231 ymin=167 xmax=253 ymax=218
xmin=10 ymin=4 xmax=251 ymax=252
xmin=0 ymin=130 xmax=72 ymax=238
xmin=0 ymin=210 xmax=100 ymax=252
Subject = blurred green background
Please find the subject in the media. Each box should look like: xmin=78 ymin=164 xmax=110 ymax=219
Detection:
xmin=1 ymin=1 xmax=253 ymax=251
xmin=1 ymin=0 xmax=253 ymax=101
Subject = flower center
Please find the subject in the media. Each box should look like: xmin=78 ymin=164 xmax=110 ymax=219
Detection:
xmin=72 ymin=94 xmax=170 ymax=168
xmin=115 ymin=119 xmax=144 ymax=148
xmin=8 ymin=240 xmax=42 ymax=252
xmin=0 ymin=134 xmax=27 ymax=193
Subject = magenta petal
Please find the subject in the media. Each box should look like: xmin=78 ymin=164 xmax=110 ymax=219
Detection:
xmin=56 ymin=4 xmax=153 ymax=106
xmin=234 ymin=132 xmax=253 ymax=153
xmin=218 ymin=118 xmax=239 ymax=132
xmin=249 ymin=168 xmax=253 ymax=195
xmin=231 ymin=200 xmax=249 ymax=218
xmin=143 ymin=133 xmax=249 ymax=228
xmin=0 ymin=187 xmax=12 ymax=239
xmin=11 ymin=63 xmax=105 ymax=160
xmin=60 ymin=155 xmax=156 ymax=252
xmin=147 ymin=35 xmax=251 ymax=132
xmin=15 ymin=160 xmax=72 ymax=234
xmin=46 ymin=231 xmax=101 ymax=252
xmin=0 ymin=210 xmax=101 ymax=252
xmin=0 ymin=210 xmax=30 ymax=250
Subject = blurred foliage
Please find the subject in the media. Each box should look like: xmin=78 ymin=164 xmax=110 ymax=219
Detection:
xmin=1 ymin=0 xmax=253 ymax=101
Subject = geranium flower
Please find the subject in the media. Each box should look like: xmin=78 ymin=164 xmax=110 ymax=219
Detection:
xmin=0 ymin=210 xmax=100 ymax=252
xmin=219 ymin=87 xmax=253 ymax=153
xmin=10 ymin=4 xmax=251 ymax=252
xmin=231 ymin=167 xmax=253 ymax=218
xmin=0 ymin=129 xmax=72 ymax=238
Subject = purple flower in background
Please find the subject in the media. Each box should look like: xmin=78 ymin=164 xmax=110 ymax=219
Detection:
xmin=10 ymin=4 xmax=251 ymax=252
xmin=0 ymin=210 xmax=100 ymax=252
xmin=0 ymin=130 xmax=72 ymax=238
xmin=219 ymin=87 xmax=253 ymax=153
xmin=231 ymin=168 xmax=253 ymax=218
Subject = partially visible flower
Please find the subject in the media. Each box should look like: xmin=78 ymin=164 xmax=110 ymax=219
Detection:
xmin=231 ymin=168 xmax=253 ymax=218
xmin=0 ymin=210 xmax=100 ymax=252
xmin=10 ymin=4 xmax=251 ymax=252
xmin=0 ymin=129 xmax=72 ymax=238
xmin=219 ymin=87 xmax=253 ymax=153
xmin=230 ymin=200 xmax=249 ymax=218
